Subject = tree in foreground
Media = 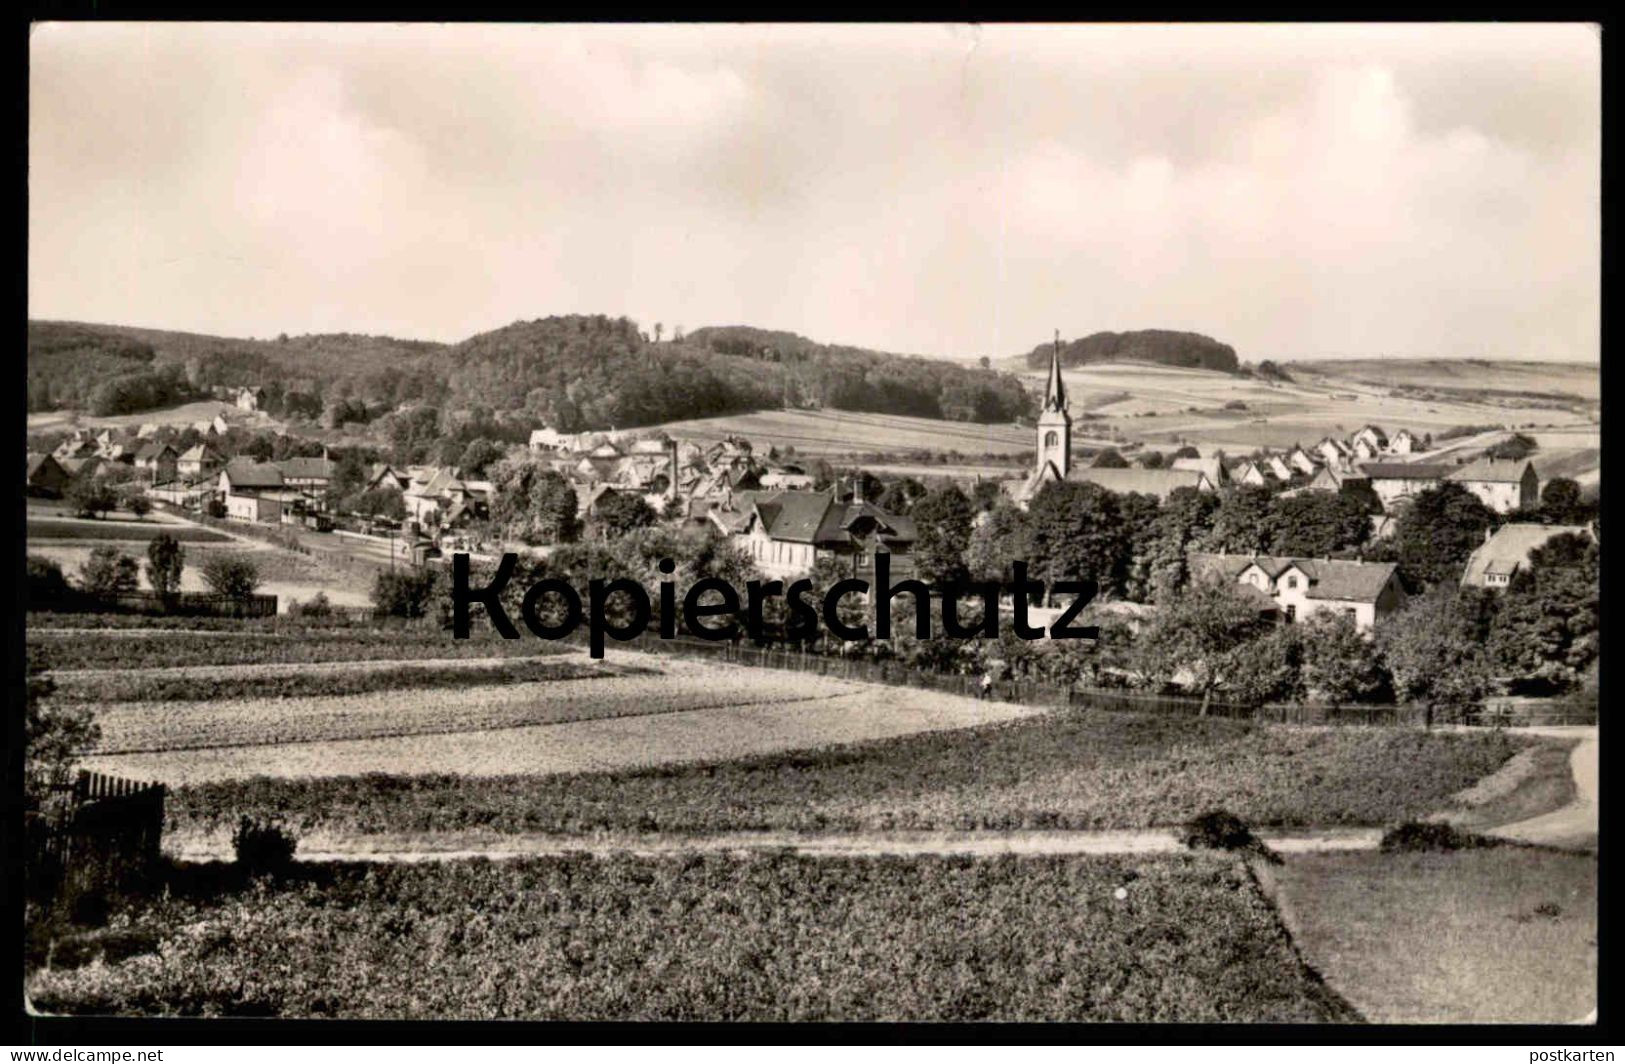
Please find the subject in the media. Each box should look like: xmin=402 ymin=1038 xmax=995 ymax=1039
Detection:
xmin=1375 ymin=587 xmax=1494 ymax=718
xmin=79 ymin=545 xmax=138 ymax=597
xmin=1390 ymin=482 xmax=1497 ymax=590
xmin=24 ymin=647 xmax=99 ymax=808
xmin=1298 ymin=612 xmax=1390 ymax=704
xmin=145 ymin=534 xmax=185 ymax=603
xmin=201 ymin=554 xmax=262 ymax=599
xmin=1133 ymin=579 xmax=1270 ymax=714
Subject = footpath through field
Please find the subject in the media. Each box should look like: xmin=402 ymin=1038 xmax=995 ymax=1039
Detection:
xmin=1483 ymin=726 xmax=1598 ymax=851
xmin=168 ymin=826 xmax=1386 ymax=863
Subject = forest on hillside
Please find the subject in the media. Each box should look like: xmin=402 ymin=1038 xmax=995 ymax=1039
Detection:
xmin=1022 ymin=330 xmax=1240 ymax=373
xmin=28 ymin=316 xmax=1035 ymax=431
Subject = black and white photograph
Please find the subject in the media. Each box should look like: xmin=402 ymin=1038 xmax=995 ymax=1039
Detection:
xmin=20 ymin=21 xmax=1600 ymax=1028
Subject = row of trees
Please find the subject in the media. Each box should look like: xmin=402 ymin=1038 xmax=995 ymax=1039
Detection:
xmin=28 ymin=538 xmax=263 ymax=604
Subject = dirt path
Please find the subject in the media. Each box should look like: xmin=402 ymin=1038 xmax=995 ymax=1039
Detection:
xmin=167 ymin=826 xmax=1386 ymax=863
xmin=1485 ymin=727 xmax=1598 ymax=851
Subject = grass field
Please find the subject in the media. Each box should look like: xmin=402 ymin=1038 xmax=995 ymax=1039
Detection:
xmin=161 ymin=703 xmax=1529 ymax=837
xmin=24 ymin=852 xmax=1357 ymax=1021
xmin=1269 ymin=848 xmax=1596 ymax=1023
xmin=27 ymin=517 xmax=231 ymax=544
xmin=25 ymin=399 xmax=282 ymax=435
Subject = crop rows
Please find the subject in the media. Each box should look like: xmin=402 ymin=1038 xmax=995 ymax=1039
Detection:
xmin=166 ymin=709 xmax=1528 ymax=835
xmin=51 ymin=657 xmax=638 ymax=704
xmin=87 ymin=669 xmax=862 ymax=757
xmin=27 ymin=628 xmax=571 ymax=670
xmin=24 ymin=852 xmax=1357 ymax=1021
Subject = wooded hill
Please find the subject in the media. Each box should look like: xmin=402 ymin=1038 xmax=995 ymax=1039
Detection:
xmin=28 ymin=316 xmax=1034 ymax=431
xmin=1021 ymin=330 xmax=1240 ymax=373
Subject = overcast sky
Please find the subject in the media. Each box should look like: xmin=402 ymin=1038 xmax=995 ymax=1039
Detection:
xmin=30 ymin=22 xmax=1599 ymax=363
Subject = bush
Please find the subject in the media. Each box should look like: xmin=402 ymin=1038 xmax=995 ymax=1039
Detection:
xmin=27 ymin=554 xmax=70 ymax=600
xmin=66 ymin=479 xmax=116 ymax=520
xmin=1181 ymin=809 xmax=1281 ymax=864
xmin=78 ymin=545 xmax=139 ymax=597
xmin=232 ymin=816 xmax=298 ymax=873
xmin=1379 ymin=821 xmax=1502 ymax=853
xmin=201 ymin=555 xmax=261 ymax=599
xmin=291 ymin=592 xmax=334 ymax=619
xmin=372 ymin=568 xmax=440 ymax=619
xmin=122 ymin=492 xmax=152 ymax=519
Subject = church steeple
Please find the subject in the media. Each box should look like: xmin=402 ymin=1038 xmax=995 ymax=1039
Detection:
xmin=1035 ymin=329 xmax=1072 ymax=480
xmin=1043 ymin=328 xmax=1068 ymax=413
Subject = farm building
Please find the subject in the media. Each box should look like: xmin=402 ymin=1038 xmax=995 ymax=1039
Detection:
xmin=1446 ymin=458 xmax=1540 ymax=515
xmin=1460 ymin=523 xmax=1594 ymax=590
xmin=1188 ymin=552 xmax=1407 ymax=632
xmin=26 ymin=453 xmax=71 ymax=497
xmin=134 ymin=442 xmax=179 ymax=482
xmin=278 ymin=455 xmax=336 ymax=491
xmin=711 ymin=487 xmax=916 ymax=581
xmin=1359 ymin=463 xmax=1454 ymax=509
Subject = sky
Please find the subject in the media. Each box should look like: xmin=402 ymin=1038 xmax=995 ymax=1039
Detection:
xmin=29 ymin=22 xmax=1600 ymax=363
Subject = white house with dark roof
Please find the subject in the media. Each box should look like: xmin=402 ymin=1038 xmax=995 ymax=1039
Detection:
xmin=1387 ymin=429 xmax=1417 ymax=455
xmin=710 ymin=487 xmax=916 ymax=580
xmin=1360 ymin=462 xmax=1455 ymax=509
xmin=1460 ymin=523 xmax=1594 ymax=590
xmin=1228 ymin=459 xmax=1268 ymax=488
xmin=1446 ymin=458 xmax=1539 ymax=514
xmin=176 ymin=443 xmax=223 ymax=479
xmin=1188 ymin=551 xmax=1407 ymax=631
xmin=1287 ymin=446 xmax=1320 ymax=476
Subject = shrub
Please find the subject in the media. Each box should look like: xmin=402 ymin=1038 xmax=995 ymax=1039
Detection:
xmin=201 ymin=555 xmax=261 ymax=599
xmin=78 ymin=545 xmax=139 ymax=597
xmin=373 ymin=568 xmax=440 ymax=619
xmin=1379 ymin=821 xmax=1501 ymax=853
xmin=1181 ymin=809 xmax=1281 ymax=864
xmin=122 ymin=492 xmax=152 ymax=519
xmin=66 ymin=479 xmax=116 ymax=519
xmin=144 ymin=534 xmax=185 ymax=601
xmin=232 ymin=816 xmax=298 ymax=873
xmin=291 ymin=591 xmax=334 ymax=619
xmin=27 ymin=554 xmax=70 ymax=600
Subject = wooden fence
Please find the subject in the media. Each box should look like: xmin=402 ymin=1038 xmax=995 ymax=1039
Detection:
xmin=29 ymin=588 xmax=279 ymax=618
xmin=591 ymin=632 xmax=1594 ymax=728
xmin=26 ymin=770 xmax=167 ymax=908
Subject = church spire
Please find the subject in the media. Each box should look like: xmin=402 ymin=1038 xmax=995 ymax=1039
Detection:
xmin=1044 ymin=329 xmax=1067 ymax=413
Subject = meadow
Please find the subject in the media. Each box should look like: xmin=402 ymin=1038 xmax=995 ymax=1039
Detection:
xmin=24 ymin=851 xmax=1358 ymax=1022
xmin=649 ymin=407 xmax=1034 ymax=456
xmin=1269 ymin=848 xmax=1596 ymax=1023
xmin=161 ymin=705 xmax=1528 ymax=839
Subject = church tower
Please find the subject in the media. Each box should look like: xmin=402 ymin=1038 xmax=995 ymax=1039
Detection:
xmin=1036 ymin=329 xmax=1072 ymax=479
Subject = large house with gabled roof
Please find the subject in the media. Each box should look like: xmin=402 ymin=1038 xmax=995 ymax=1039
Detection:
xmin=1188 ymin=551 xmax=1407 ymax=631
xmin=710 ymin=487 xmax=916 ymax=580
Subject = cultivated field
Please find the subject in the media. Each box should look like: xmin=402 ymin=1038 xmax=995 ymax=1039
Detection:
xmin=25 ymin=399 xmax=282 ymax=435
xmin=1006 ymin=359 xmax=1597 ymax=456
xmin=159 ymin=690 xmax=1530 ymax=840
xmin=24 ymin=851 xmax=1356 ymax=1021
xmin=648 ymin=408 xmax=1035 ymax=457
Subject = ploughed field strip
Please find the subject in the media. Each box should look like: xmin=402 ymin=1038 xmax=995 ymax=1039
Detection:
xmin=24 ymin=852 xmax=1360 ymax=1022
xmin=162 ymin=699 xmax=1530 ymax=838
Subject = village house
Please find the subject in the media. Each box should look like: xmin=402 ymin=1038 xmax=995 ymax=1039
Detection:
xmin=528 ymin=427 xmax=566 ymax=454
xmin=1388 ymin=429 xmax=1417 ymax=455
xmin=1315 ymin=437 xmax=1353 ymax=468
xmin=1352 ymin=425 xmax=1389 ymax=455
xmin=1287 ymin=446 xmax=1320 ymax=476
xmin=58 ymin=455 xmax=106 ymax=482
xmin=1263 ymin=454 xmax=1294 ymax=482
xmin=26 ymin=453 xmax=72 ymax=498
xmin=134 ymin=442 xmax=179 ymax=482
xmin=54 ymin=436 xmax=99 ymax=462
xmin=1228 ymin=459 xmax=1268 ymax=488
xmin=176 ymin=443 xmax=223 ymax=479
xmin=135 ymin=423 xmax=160 ymax=439
xmin=1188 ymin=551 xmax=1407 ymax=631
xmin=1171 ymin=453 xmax=1228 ymax=487
xmin=365 ymin=463 xmax=411 ymax=493
xmin=1360 ymin=462 xmax=1455 ymax=509
xmin=711 ymin=487 xmax=917 ymax=581
xmin=1461 ymin=523 xmax=1594 ymax=590
xmin=212 ymin=413 xmax=232 ymax=436
xmin=218 ymin=459 xmax=287 ymax=522
xmin=1014 ymin=341 xmax=1215 ymax=505
xmin=1446 ymin=457 xmax=1540 ymax=515
xmin=236 ymin=386 xmax=266 ymax=412
xmin=277 ymin=454 xmax=336 ymax=492
xmin=403 ymin=467 xmax=492 ymax=528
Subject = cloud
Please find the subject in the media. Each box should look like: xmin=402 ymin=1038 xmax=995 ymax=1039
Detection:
xmin=29 ymin=23 xmax=1598 ymax=362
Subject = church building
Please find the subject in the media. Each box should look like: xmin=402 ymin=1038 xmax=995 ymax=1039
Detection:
xmin=1011 ymin=334 xmax=1215 ymax=506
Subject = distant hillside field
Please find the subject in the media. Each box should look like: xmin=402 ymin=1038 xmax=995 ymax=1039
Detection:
xmin=1286 ymin=359 xmax=1600 ymax=404
xmin=647 ymin=408 xmax=1034 ymax=458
